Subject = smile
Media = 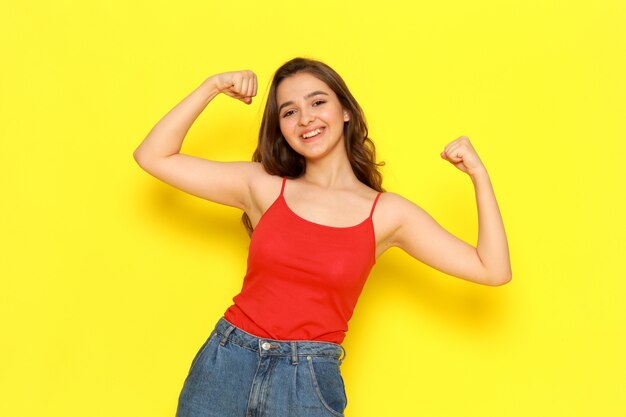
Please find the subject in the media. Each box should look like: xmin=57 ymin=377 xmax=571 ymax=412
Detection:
xmin=301 ymin=127 xmax=325 ymax=140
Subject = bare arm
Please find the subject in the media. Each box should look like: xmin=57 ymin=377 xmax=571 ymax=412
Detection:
xmin=132 ymin=71 xmax=260 ymax=211
xmin=470 ymin=167 xmax=512 ymax=284
xmin=391 ymin=136 xmax=512 ymax=286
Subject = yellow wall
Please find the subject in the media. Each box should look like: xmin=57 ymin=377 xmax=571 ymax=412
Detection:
xmin=1 ymin=1 xmax=624 ymax=416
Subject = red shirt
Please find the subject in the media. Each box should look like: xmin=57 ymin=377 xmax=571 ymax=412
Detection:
xmin=223 ymin=175 xmax=382 ymax=344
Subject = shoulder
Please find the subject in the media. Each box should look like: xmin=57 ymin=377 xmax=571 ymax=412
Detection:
xmin=377 ymin=191 xmax=416 ymax=213
xmin=247 ymin=162 xmax=281 ymax=187
xmin=245 ymin=164 xmax=286 ymax=213
xmin=376 ymin=191 xmax=414 ymax=219
xmin=375 ymin=191 xmax=432 ymax=247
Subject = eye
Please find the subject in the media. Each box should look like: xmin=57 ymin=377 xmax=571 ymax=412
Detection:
xmin=282 ymin=110 xmax=294 ymax=118
xmin=313 ymin=100 xmax=325 ymax=106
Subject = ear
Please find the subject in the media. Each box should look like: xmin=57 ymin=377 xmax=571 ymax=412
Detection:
xmin=343 ymin=109 xmax=350 ymax=122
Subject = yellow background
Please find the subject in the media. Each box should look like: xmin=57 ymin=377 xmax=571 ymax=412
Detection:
xmin=1 ymin=0 xmax=624 ymax=416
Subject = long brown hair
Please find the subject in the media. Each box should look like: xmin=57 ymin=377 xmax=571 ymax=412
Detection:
xmin=241 ymin=57 xmax=385 ymax=236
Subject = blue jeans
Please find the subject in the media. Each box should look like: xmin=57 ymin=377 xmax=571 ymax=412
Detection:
xmin=175 ymin=316 xmax=349 ymax=417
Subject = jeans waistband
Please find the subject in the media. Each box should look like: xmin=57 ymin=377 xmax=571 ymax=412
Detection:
xmin=214 ymin=316 xmax=347 ymax=365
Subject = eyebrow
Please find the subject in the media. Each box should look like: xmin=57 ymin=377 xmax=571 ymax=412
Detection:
xmin=278 ymin=91 xmax=329 ymax=112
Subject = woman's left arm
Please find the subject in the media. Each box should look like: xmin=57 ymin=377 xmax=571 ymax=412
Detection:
xmin=390 ymin=136 xmax=512 ymax=286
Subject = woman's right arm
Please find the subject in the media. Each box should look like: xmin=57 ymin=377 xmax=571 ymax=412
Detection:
xmin=132 ymin=71 xmax=259 ymax=211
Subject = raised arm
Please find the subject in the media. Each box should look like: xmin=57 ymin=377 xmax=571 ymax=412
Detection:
xmin=389 ymin=136 xmax=512 ymax=286
xmin=133 ymin=70 xmax=260 ymax=211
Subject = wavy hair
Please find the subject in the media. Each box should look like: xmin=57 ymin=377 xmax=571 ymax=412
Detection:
xmin=241 ymin=57 xmax=385 ymax=236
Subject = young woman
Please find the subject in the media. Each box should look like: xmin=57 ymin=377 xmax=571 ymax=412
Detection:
xmin=133 ymin=57 xmax=511 ymax=417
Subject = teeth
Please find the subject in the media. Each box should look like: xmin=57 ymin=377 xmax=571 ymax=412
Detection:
xmin=302 ymin=128 xmax=323 ymax=139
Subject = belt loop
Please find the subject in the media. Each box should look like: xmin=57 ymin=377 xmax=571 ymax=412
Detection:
xmin=338 ymin=345 xmax=347 ymax=365
xmin=291 ymin=341 xmax=298 ymax=365
xmin=220 ymin=325 xmax=235 ymax=346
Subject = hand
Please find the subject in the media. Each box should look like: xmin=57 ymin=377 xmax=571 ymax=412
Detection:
xmin=210 ymin=70 xmax=258 ymax=104
xmin=440 ymin=136 xmax=486 ymax=176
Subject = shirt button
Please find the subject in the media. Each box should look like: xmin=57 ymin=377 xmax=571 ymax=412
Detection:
xmin=261 ymin=342 xmax=271 ymax=350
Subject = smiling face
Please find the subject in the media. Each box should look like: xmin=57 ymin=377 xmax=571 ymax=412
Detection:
xmin=276 ymin=72 xmax=350 ymax=161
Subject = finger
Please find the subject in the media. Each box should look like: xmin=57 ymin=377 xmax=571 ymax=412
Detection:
xmin=233 ymin=73 xmax=244 ymax=97
xmin=446 ymin=150 xmax=461 ymax=162
xmin=240 ymin=74 xmax=251 ymax=103
xmin=246 ymin=73 xmax=255 ymax=98
xmin=444 ymin=144 xmax=461 ymax=161
xmin=242 ymin=75 xmax=252 ymax=99
xmin=243 ymin=74 xmax=254 ymax=99
xmin=252 ymin=74 xmax=257 ymax=96
xmin=242 ymin=79 xmax=252 ymax=103
xmin=224 ymin=85 xmax=239 ymax=98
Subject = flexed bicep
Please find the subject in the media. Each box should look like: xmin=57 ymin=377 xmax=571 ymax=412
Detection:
xmin=135 ymin=155 xmax=261 ymax=211
xmin=388 ymin=193 xmax=495 ymax=286
xmin=133 ymin=70 xmax=261 ymax=210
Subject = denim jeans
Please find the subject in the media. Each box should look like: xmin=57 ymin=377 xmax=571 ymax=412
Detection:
xmin=175 ymin=316 xmax=349 ymax=417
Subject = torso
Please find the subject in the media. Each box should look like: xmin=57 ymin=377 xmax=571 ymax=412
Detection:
xmin=245 ymin=168 xmax=399 ymax=261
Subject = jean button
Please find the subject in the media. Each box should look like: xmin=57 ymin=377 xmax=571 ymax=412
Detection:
xmin=261 ymin=342 xmax=271 ymax=350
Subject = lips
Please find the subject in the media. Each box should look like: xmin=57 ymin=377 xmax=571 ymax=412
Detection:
xmin=301 ymin=126 xmax=326 ymax=140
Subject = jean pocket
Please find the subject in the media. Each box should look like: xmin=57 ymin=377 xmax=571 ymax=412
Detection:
xmin=188 ymin=331 xmax=217 ymax=373
xmin=306 ymin=355 xmax=348 ymax=417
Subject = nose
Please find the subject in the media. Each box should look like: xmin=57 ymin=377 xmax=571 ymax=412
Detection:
xmin=298 ymin=108 xmax=314 ymax=126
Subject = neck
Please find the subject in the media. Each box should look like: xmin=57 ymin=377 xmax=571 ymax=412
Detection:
xmin=301 ymin=153 xmax=358 ymax=189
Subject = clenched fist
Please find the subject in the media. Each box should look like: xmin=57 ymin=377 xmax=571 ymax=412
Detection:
xmin=210 ymin=70 xmax=258 ymax=105
xmin=440 ymin=136 xmax=486 ymax=176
